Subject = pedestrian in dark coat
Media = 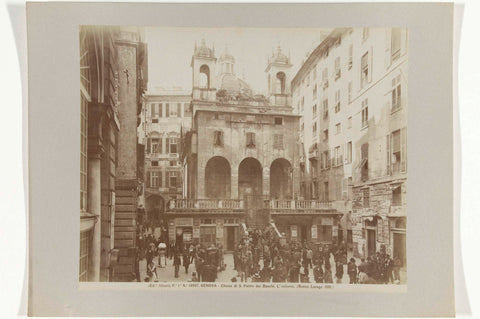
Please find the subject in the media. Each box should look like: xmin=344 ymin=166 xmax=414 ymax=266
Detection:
xmin=335 ymin=260 xmax=344 ymax=283
xmin=289 ymin=261 xmax=300 ymax=283
xmin=324 ymin=262 xmax=333 ymax=283
xmin=347 ymin=258 xmax=358 ymax=284
xmin=195 ymin=257 xmax=204 ymax=282
xmin=202 ymin=263 xmax=217 ymax=282
xmin=393 ymin=256 xmax=402 ymax=283
xmin=384 ymin=255 xmax=394 ymax=284
xmin=173 ymin=253 xmax=181 ymax=278
xmin=145 ymin=243 xmax=156 ymax=273
xmin=272 ymin=261 xmax=286 ymax=283
xmin=313 ymin=263 xmax=324 ymax=283
xmin=260 ymin=265 xmax=272 ymax=282
xmin=183 ymin=253 xmax=191 ymax=274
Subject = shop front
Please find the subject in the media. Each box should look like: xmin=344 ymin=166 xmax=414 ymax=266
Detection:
xmin=271 ymin=214 xmax=342 ymax=246
xmin=166 ymin=213 xmax=245 ymax=251
xmin=390 ymin=216 xmax=406 ymax=268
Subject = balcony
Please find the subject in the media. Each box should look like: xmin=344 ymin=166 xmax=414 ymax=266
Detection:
xmin=146 ymin=152 xmax=179 ymax=160
xmin=168 ymin=199 xmax=245 ymax=211
xmin=264 ymin=200 xmax=335 ymax=214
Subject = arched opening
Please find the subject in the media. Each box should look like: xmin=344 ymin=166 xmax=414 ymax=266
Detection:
xmin=276 ymin=71 xmax=286 ymax=94
xmin=145 ymin=195 xmax=165 ymax=227
xmin=199 ymin=64 xmax=210 ymax=88
xmin=270 ymin=158 xmax=293 ymax=199
xmin=238 ymin=158 xmax=263 ymax=198
xmin=205 ymin=156 xmax=231 ymax=198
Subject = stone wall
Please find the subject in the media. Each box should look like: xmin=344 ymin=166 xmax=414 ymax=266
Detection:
xmin=194 ymin=110 xmax=301 ymax=200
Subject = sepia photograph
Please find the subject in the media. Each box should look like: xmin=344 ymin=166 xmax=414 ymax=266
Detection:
xmin=79 ymin=26 xmax=408 ymax=286
xmin=25 ymin=2 xmax=457 ymax=316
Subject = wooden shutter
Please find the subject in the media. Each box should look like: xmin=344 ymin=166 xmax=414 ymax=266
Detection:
xmin=339 ymin=144 xmax=344 ymax=165
xmin=401 ymin=127 xmax=407 ymax=172
xmin=177 ymin=103 xmax=182 ymax=117
xmin=177 ymin=136 xmax=182 ymax=154
xmin=158 ymin=137 xmax=163 ymax=154
xmin=165 ymin=137 xmax=170 ymax=153
xmin=159 ymin=171 xmax=162 ymax=187
xmin=146 ymin=138 xmax=151 ymax=154
xmin=150 ymin=103 xmax=156 ymax=117
xmin=146 ymin=171 xmax=151 ymax=188
xmin=220 ymin=131 xmax=224 ymax=146
xmin=385 ymin=29 xmax=392 ymax=68
xmin=368 ymin=47 xmax=373 ymax=83
xmin=159 ymin=103 xmax=163 ymax=117
xmin=386 ymin=134 xmax=391 ymax=175
xmin=400 ymin=28 xmax=407 ymax=56
xmin=330 ymin=148 xmax=335 ymax=167
xmin=165 ymin=103 xmax=169 ymax=118
xmin=342 ymin=178 xmax=348 ymax=200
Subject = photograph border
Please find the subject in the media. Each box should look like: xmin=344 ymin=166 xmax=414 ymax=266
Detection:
xmin=27 ymin=2 xmax=454 ymax=316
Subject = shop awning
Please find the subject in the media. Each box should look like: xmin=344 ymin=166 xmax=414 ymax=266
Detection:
xmin=359 ymin=213 xmax=386 ymax=221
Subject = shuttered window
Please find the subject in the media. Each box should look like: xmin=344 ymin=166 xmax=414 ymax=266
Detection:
xmin=391 ymin=28 xmax=402 ymax=60
xmin=151 ymin=138 xmax=160 ymax=153
xmin=165 ymin=103 xmax=170 ymax=118
xmin=246 ymin=132 xmax=255 ymax=148
xmin=361 ymin=98 xmax=369 ymax=128
xmin=361 ymin=52 xmax=369 ymax=88
xmin=273 ymin=134 xmax=284 ymax=150
xmin=392 ymin=75 xmax=402 ymax=111
xmin=214 ymin=131 xmax=224 ymax=146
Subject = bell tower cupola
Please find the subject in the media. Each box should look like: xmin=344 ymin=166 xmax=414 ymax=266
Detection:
xmin=191 ymin=38 xmax=217 ymax=102
xmin=265 ymin=45 xmax=293 ymax=107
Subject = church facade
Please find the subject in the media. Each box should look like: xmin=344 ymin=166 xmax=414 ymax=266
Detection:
xmin=165 ymin=39 xmax=343 ymax=251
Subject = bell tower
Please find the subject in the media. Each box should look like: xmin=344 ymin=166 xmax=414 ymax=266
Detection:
xmin=191 ymin=39 xmax=217 ymax=102
xmin=265 ymin=45 xmax=292 ymax=107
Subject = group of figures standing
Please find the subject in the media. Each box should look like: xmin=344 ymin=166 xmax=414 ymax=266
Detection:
xmin=133 ymin=222 xmax=403 ymax=284
xmin=233 ymin=227 xmax=403 ymax=284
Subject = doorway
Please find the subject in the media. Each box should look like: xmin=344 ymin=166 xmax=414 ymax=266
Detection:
xmin=300 ymin=225 xmax=308 ymax=244
xmin=393 ymin=232 xmax=406 ymax=267
xmin=367 ymin=228 xmax=376 ymax=257
xmin=226 ymin=226 xmax=236 ymax=251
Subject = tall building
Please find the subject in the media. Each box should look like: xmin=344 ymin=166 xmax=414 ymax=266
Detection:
xmin=79 ymin=26 xmax=147 ymax=282
xmin=139 ymin=89 xmax=192 ymax=233
xmin=292 ymin=27 xmax=407 ymax=264
xmin=113 ymin=27 xmax=148 ymax=281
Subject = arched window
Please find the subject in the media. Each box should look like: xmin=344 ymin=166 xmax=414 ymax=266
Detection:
xmin=199 ymin=64 xmax=210 ymax=88
xmin=205 ymin=156 xmax=231 ymax=198
xmin=276 ymin=72 xmax=286 ymax=94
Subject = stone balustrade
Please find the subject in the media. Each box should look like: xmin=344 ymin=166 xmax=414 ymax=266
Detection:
xmin=169 ymin=198 xmax=244 ymax=210
xmin=264 ymin=199 xmax=333 ymax=210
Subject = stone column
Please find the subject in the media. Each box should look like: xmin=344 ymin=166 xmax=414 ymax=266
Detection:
xmin=197 ymin=161 xmax=205 ymax=198
xmin=231 ymin=165 xmax=238 ymax=199
xmin=292 ymin=165 xmax=301 ymax=200
xmin=262 ymin=167 xmax=270 ymax=198
xmin=87 ymin=147 xmax=104 ymax=282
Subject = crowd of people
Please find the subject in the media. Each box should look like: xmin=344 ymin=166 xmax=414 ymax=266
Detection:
xmin=135 ymin=220 xmax=226 ymax=282
xmin=134 ymin=221 xmax=403 ymax=284
xmin=232 ymin=227 xmax=402 ymax=284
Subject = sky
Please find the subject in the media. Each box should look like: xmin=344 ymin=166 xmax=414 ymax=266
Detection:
xmin=145 ymin=27 xmax=332 ymax=95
